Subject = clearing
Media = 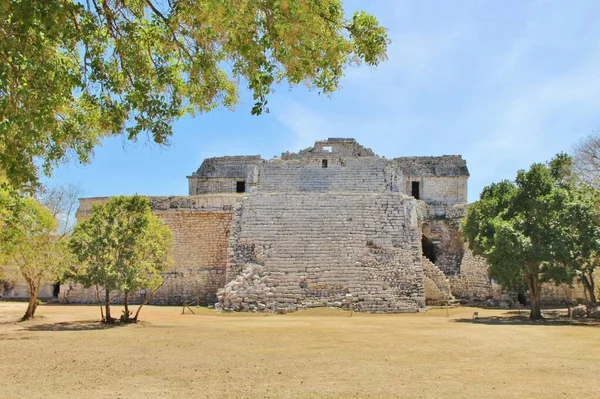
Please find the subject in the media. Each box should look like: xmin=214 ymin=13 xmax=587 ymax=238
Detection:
xmin=0 ymin=303 xmax=598 ymax=398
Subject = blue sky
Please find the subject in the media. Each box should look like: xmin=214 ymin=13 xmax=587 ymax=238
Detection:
xmin=45 ymin=0 xmax=600 ymax=203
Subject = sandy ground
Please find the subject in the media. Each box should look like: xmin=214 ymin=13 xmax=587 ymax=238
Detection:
xmin=0 ymin=302 xmax=599 ymax=398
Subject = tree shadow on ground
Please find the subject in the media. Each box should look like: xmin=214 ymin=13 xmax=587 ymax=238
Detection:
xmin=454 ymin=314 xmax=600 ymax=327
xmin=21 ymin=320 xmax=122 ymax=332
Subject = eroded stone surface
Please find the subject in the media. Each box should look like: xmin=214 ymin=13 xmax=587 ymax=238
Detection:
xmin=43 ymin=138 xmax=591 ymax=312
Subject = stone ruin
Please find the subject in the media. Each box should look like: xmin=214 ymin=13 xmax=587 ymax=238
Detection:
xmin=44 ymin=137 xmax=527 ymax=313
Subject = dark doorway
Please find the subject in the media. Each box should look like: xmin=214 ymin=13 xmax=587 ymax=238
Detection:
xmin=236 ymin=181 xmax=246 ymax=193
xmin=411 ymin=181 xmax=420 ymax=199
xmin=52 ymin=283 xmax=60 ymax=297
xmin=322 ymin=159 xmax=328 ymax=168
xmin=421 ymin=235 xmax=436 ymax=263
xmin=517 ymin=292 xmax=528 ymax=306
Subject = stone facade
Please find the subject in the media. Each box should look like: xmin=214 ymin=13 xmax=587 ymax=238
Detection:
xmin=56 ymin=138 xmax=591 ymax=312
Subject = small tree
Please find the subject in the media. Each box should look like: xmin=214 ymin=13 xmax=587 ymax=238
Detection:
xmin=573 ymin=131 xmax=600 ymax=189
xmin=463 ymin=154 xmax=600 ymax=320
xmin=69 ymin=195 xmax=172 ymax=323
xmin=0 ymin=189 xmax=70 ymax=320
xmin=571 ymin=133 xmax=600 ymax=303
xmin=38 ymin=184 xmax=84 ymax=238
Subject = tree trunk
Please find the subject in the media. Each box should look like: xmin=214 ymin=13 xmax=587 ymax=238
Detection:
xmin=581 ymin=273 xmax=597 ymax=305
xmin=104 ymin=289 xmax=113 ymax=323
xmin=95 ymin=285 xmax=105 ymax=322
xmin=21 ymin=277 xmax=40 ymax=321
xmin=133 ymin=282 xmax=164 ymax=322
xmin=526 ymin=271 xmax=543 ymax=321
xmin=22 ymin=287 xmax=39 ymax=321
xmin=123 ymin=292 xmax=130 ymax=322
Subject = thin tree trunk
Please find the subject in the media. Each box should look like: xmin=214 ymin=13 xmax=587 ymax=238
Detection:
xmin=581 ymin=273 xmax=597 ymax=304
xmin=526 ymin=271 xmax=543 ymax=321
xmin=104 ymin=289 xmax=113 ymax=323
xmin=123 ymin=292 xmax=130 ymax=321
xmin=95 ymin=285 xmax=105 ymax=322
xmin=21 ymin=277 xmax=40 ymax=321
xmin=133 ymin=282 xmax=164 ymax=322
xmin=560 ymin=284 xmax=571 ymax=316
xmin=22 ymin=287 xmax=39 ymax=320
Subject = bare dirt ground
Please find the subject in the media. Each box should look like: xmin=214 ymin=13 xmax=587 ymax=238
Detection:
xmin=0 ymin=302 xmax=599 ymax=398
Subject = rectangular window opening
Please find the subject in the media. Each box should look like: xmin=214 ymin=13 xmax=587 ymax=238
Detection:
xmin=323 ymin=146 xmax=332 ymax=152
xmin=411 ymin=181 xmax=420 ymax=199
xmin=322 ymin=159 xmax=328 ymax=168
xmin=236 ymin=181 xmax=246 ymax=193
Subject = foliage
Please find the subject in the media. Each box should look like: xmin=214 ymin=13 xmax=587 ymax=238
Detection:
xmin=463 ymin=154 xmax=600 ymax=319
xmin=69 ymin=195 xmax=173 ymax=322
xmin=0 ymin=188 xmax=70 ymax=320
xmin=1 ymin=0 xmax=389 ymax=190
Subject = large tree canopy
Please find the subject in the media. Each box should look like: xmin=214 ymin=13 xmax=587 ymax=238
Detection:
xmin=463 ymin=154 xmax=600 ymax=320
xmin=0 ymin=0 xmax=389 ymax=189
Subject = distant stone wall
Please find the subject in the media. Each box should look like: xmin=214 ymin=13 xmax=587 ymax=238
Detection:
xmin=449 ymin=247 xmax=600 ymax=307
xmin=424 ymin=177 xmax=467 ymax=203
xmin=0 ymin=278 xmax=55 ymax=301
xmin=539 ymin=272 xmax=600 ymax=305
xmin=64 ymin=197 xmax=238 ymax=305
xmin=188 ymin=156 xmax=262 ymax=195
xmin=217 ymin=193 xmax=425 ymax=313
xmin=76 ymin=195 xmax=240 ymax=216
xmin=256 ymin=157 xmax=390 ymax=193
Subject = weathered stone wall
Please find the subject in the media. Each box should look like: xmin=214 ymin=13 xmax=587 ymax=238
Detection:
xmin=449 ymin=246 xmax=600 ymax=307
xmin=218 ymin=192 xmax=425 ymax=313
xmin=404 ymin=176 xmax=467 ymax=204
xmin=449 ymin=247 xmax=514 ymax=307
xmin=190 ymin=177 xmax=242 ymax=195
xmin=77 ymin=195 xmax=240 ymax=216
xmin=395 ymin=155 xmax=468 ymax=204
xmin=394 ymin=155 xmax=469 ymax=177
xmin=421 ymin=219 xmax=464 ymax=276
xmin=63 ymin=196 xmax=238 ymax=305
xmin=0 ymin=278 xmax=55 ymax=300
xmin=255 ymin=157 xmax=390 ymax=193
xmin=281 ymin=138 xmax=376 ymax=159
xmin=422 ymin=258 xmax=455 ymax=305
xmin=539 ymin=272 xmax=600 ymax=305
xmin=187 ymin=156 xmax=262 ymax=195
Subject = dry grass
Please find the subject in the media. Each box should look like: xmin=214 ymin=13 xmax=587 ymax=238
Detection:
xmin=0 ymin=302 xmax=599 ymax=398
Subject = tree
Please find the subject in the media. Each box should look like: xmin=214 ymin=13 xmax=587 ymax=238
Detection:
xmin=463 ymin=154 xmax=600 ymax=320
xmin=0 ymin=190 xmax=70 ymax=320
xmin=573 ymin=131 xmax=600 ymax=189
xmin=69 ymin=195 xmax=173 ymax=323
xmin=1 ymin=0 xmax=389 ymax=190
xmin=38 ymin=184 xmax=84 ymax=238
xmin=571 ymin=132 xmax=600 ymax=303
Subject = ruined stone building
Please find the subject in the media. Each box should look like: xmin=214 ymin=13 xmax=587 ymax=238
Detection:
xmin=42 ymin=137 xmax=522 ymax=313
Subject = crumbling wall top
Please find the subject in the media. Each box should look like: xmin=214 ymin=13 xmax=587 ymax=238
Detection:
xmin=394 ymin=155 xmax=469 ymax=177
xmin=281 ymin=138 xmax=376 ymax=159
xmin=189 ymin=155 xmax=263 ymax=178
